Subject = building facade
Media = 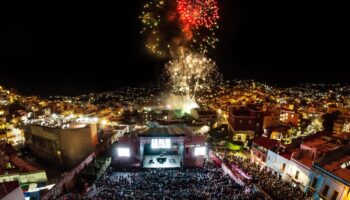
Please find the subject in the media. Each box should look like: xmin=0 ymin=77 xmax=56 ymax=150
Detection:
xmin=290 ymin=136 xmax=341 ymax=190
xmin=25 ymin=123 xmax=98 ymax=168
xmin=228 ymin=106 xmax=263 ymax=145
xmin=307 ymin=145 xmax=350 ymax=200
xmin=266 ymin=149 xmax=292 ymax=181
xmin=251 ymin=137 xmax=278 ymax=167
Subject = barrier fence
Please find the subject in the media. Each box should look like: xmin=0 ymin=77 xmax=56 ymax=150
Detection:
xmin=208 ymin=150 xmax=273 ymax=200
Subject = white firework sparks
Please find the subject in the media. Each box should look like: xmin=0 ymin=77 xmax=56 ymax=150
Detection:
xmin=165 ymin=51 xmax=219 ymax=98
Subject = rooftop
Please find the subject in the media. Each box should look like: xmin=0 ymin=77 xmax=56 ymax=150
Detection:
xmin=280 ymin=151 xmax=293 ymax=160
xmin=231 ymin=109 xmax=255 ymax=117
xmin=253 ymin=137 xmax=278 ymax=150
xmin=0 ymin=181 xmax=20 ymax=199
xmin=314 ymin=144 xmax=350 ymax=185
xmin=292 ymin=137 xmax=341 ymax=169
xmin=139 ymin=125 xmax=191 ymax=137
xmin=302 ymin=138 xmax=328 ymax=148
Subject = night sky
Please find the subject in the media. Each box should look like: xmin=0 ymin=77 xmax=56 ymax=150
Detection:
xmin=0 ymin=1 xmax=346 ymax=96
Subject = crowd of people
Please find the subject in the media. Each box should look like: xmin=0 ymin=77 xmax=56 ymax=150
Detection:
xmin=225 ymin=155 xmax=310 ymax=200
xmin=85 ymin=161 xmax=266 ymax=200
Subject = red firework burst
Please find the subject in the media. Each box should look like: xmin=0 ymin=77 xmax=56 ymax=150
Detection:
xmin=177 ymin=0 xmax=219 ymax=29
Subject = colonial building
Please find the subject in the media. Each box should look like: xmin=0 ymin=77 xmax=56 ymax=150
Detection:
xmin=228 ymin=106 xmax=263 ymax=145
xmin=307 ymin=144 xmax=350 ymax=200
xmin=290 ymin=135 xmax=341 ymax=189
xmin=251 ymin=137 xmax=278 ymax=167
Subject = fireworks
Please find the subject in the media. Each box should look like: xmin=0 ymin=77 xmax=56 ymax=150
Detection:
xmin=177 ymin=0 xmax=219 ymax=29
xmin=165 ymin=94 xmax=199 ymax=115
xmin=139 ymin=0 xmax=219 ymax=56
xmin=165 ymin=50 xmax=220 ymax=98
xmin=140 ymin=0 xmax=181 ymax=57
xmin=140 ymin=0 xmax=221 ymax=115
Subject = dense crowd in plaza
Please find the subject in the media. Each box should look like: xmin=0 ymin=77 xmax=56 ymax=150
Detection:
xmin=85 ymin=162 xmax=266 ymax=200
xmin=225 ymin=155 xmax=310 ymax=200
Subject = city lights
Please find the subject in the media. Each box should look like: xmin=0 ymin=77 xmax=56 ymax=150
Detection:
xmin=0 ymin=1 xmax=347 ymax=200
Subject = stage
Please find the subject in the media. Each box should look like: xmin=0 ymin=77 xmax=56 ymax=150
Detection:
xmin=143 ymin=155 xmax=181 ymax=168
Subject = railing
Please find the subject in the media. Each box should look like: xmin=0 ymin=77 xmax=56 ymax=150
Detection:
xmin=208 ymin=149 xmax=273 ymax=200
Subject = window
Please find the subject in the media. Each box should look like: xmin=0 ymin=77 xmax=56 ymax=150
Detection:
xmin=322 ymin=185 xmax=330 ymax=197
xmin=282 ymin=163 xmax=286 ymax=171
xmin=238 ymin=135 xmax=242 ymax=141
xmin=295 ymin=171 xmax=299 ymax=180
xmin=331 ymin=190 xmax=339 ymax=200
xmin=311 ymin=177 xmax=318 ymax=188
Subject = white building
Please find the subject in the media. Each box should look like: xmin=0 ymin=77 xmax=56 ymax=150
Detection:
xmin=266 ymin=149 xmax=293 ymax=181
xmin=307 ymin=145 xmax=350 ymax=200
xmin=290 ymin=136 xmax=340 ymax=190
xmin=289 ymin=158 xmax=312 ymax=189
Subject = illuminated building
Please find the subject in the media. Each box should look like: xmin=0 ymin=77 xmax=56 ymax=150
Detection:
xmin=114 ymin=125 xmax=129 ymax=137
xmin=307 ymin=145 xmax=350 ymax=200
xmin=6 ymin=129 xmax=25 ymax=147
xmin=266 ymin=143 xmax=300 ymax=181
xmin=290 ymin=135 xmax=341 ymax=189
xmin=263 ymin=111 xmax=280 ymax=129
xmin=250 ymin=137 xmax=278 ymax=167
xmin=114 ymin=124 xmax=207 ymax=168
xmin=191 ymin=109 xmax=217 ymax=122
xmin=24 ymin=123 xmax=98 ymax=168
xmin=280 ymin=109 xmax=299 ymax=126
xmin=333 ymin=116 xmax=350 ymax=134
xmin=227 ymin=106 xmax=263 ymax=145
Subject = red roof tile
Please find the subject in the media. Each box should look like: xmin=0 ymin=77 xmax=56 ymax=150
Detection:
xmin=253 ymin=137 xmax=278 ymax=150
